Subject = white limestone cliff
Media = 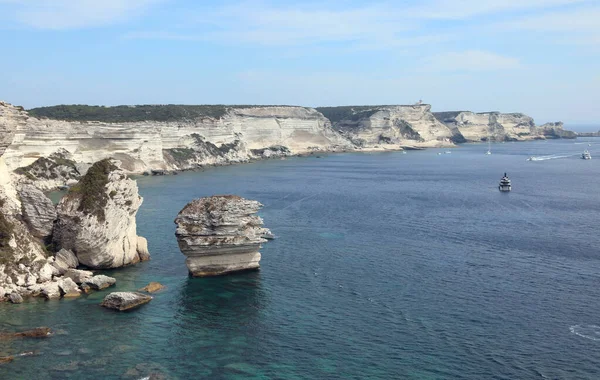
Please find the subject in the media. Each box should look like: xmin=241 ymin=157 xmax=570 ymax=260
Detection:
xmin=323 ymin=105 xmax=457 ymax=149
xmin=0 ymin=102 xmax=353 ymax=174
xmin=432 ymin=111 xmax=573 ymax=142
xmin=174 ymin=195 xmax=271 ymax=277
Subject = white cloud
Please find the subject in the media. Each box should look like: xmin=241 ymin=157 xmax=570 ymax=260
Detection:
xmin=423 ymin=50 xmax=521 ymax=72
xmin=409 ymin=0 xmax=590 ymax=19
xmin=492 ymin=5 xmax=600 ymax=46
xmin=0 ymin=0 xmax=164 ymax=29
xmin=123 ymin=0 xmax=597 ymax=49
xmin=499 ymin=6 xmax=600 ymax=32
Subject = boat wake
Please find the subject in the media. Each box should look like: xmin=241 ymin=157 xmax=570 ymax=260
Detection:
xmin=527 ymin=154 xmax=577 ymax=161
xmin=570 ymin=325 xmax=600 ymax=341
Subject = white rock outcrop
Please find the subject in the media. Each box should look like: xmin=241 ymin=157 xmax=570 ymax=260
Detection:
xmin=174 ymin=195 xmax=271 ymax=277
xmin=326 ymin=104 xmax=456 ymax=149
xmin=53 ymin=159 xmax=149 ymax=268
xmin=16 ymin=182 xmax=57 ymax=239
xmin=432 ymin=111 xmax=574 ymax=142
xmin=101 ymin=292 xmax=152 ymax=311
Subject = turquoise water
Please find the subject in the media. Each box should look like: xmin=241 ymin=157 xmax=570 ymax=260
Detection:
xmin=2 ymin=139 xmax=600 ymax=379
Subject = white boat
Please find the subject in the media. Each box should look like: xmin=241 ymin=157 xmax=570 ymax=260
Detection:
xmin=581 ymin=150 xmax=592 ymax=160
xmin=499 ymin=173 xmax=511 ymax=192
xmin=485 ymin=135 xmax=492 ymax=155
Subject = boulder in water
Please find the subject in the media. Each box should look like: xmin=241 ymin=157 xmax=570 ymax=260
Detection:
xmin=57 ymin=277 xmax=81 ymax=298
xmin=83 ymin=275 xmax=116 ymax=290
xmin=174 ymin=195 xmax=271 ymax=277
xmin=101 ymin=292 xmax=152 ymax=311
xmin=8 ymin=292 xmax=23 ymax=304
xmin=63 ymin=268 xmax=93 ymax=285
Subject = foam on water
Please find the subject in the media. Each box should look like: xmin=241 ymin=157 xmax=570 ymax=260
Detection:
xmin=570 ymin=325 xmax=600 ymax=341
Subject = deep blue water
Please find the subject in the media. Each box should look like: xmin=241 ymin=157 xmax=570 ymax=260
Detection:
xmin=2 ymin=139 xmax=600 ymax=379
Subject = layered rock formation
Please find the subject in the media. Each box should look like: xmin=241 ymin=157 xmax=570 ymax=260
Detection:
xmin=318 ymin=104 xmax=458 ymax=149
xmin=0 ymin=100 xmax=577 ymax=182
xmin=53 ymin=159 xmax=149 ymax=268
xmin=16 ymin=183 xmax=57 ymax=239
xmin=1 ymin=102 xmax=352 ymax=175
xmin=432 ymin=111 xmax=574 ymax=142
xmin=174 ymin=196 xmax=271 ymax=276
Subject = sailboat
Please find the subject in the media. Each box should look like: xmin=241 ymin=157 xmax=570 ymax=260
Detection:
xmin=485 ymin=136 xmax=492 ymax=155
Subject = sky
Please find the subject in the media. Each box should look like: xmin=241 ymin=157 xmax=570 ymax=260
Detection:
xmin=0 ymin=0 xmax=598 ymax=126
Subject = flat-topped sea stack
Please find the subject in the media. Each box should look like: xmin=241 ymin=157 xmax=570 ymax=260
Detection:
xmin=174 ymin=196 xmax=271 ymax=277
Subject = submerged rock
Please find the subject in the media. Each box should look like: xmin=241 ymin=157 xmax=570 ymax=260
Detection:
xmin=139 ymin=282 xmax=164 ymax=293
xmin=0 ymin=327 xmax=51 ymax=340
xmin=174 ymin=195 xmax=271 ymax=277
xmin=53 ymin=159 xmax=150 ymax=268
xmin=101 ymin=292 xmax=152 ymax=311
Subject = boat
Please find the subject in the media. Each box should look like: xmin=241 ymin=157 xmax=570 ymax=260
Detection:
xmin=581 ymin=150 xmax=592 ymax=160
xmin=498 ymin=173 xmax=511 ymax=192
xmin=527 ymin=156 xmax=533 ymax=161
xmin=485 ymin=135 xmax=492 ymax=155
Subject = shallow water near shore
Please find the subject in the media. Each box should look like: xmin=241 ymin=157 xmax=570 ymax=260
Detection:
xmin=2 ymin=139 xmax=600 ymax=379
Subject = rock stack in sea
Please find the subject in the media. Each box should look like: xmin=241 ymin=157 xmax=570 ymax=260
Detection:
xmin=174 ymin=195 xmax=271 ymax=276
xmin=53 ymin=159 xmax=150 ymax=269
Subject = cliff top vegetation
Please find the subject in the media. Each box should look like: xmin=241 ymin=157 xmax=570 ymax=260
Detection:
xmin=27 ymin=104 xmax=308 ymax=123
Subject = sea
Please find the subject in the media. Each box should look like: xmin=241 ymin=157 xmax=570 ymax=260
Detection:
xmin=1 ymin=139 xmax=600 ymax=379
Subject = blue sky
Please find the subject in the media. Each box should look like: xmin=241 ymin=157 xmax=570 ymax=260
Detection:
xmin=0 ymin=0 xmax=598 ymax=125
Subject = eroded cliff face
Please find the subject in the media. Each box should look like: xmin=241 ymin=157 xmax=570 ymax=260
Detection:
xmin=53 ymin=159 xmax=149 ymax=269
xmin=174 ymin=196 xmax=271 ymax=277
xmin=432 ymin=111 xmax=573 ymax=142
xmin=536 ymin=122 xmax=576 ymax=139
xmin=320 ymin=105 xmax=457 ymax=149
xmin=0 ymin=157 xmax=76 ymax=301
xmin=0 ymin=102 xmax=352 ymax=174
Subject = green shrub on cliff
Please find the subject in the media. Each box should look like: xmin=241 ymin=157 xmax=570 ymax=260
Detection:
xmin=66 ymin=159 xmax=117 ymax=222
